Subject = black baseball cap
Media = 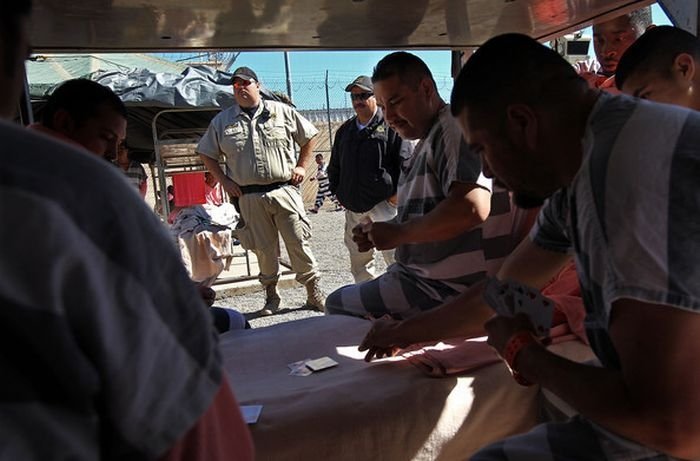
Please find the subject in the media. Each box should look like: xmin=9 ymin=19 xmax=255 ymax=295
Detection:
xmin=231 ymin=66 xmax=259 ymax=83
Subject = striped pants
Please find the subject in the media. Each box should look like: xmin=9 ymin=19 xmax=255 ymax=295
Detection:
xmin=325 ymin=263 xmax=464 ymax=319
xmin=314 ymin=178 xmax=334 ymax=208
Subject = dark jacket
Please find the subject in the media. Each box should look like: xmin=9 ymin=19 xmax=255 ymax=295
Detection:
xmin=328 ymin=110 xmax=404 ymax=213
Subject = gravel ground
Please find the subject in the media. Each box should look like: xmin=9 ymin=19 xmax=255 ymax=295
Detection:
xmin=217 ymin=204 xmax=387 ymax=328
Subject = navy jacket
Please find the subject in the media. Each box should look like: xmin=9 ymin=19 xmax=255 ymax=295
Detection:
xmin=328 ymin=110 xmax=403 ymax=213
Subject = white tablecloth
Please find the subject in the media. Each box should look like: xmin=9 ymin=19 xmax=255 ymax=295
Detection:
xmin=221 ymin=315 xmax=593 ymax=461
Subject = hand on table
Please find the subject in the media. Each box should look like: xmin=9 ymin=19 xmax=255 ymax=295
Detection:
xmin=358 ymin=317 xmax=409 ymax=362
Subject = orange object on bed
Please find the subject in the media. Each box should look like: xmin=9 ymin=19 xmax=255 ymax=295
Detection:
xmin=172 ymin=172 xmax=207 ymax=207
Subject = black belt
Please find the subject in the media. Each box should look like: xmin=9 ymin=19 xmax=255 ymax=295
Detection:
xmin=239 ymin=181 xmax=291 ymax=194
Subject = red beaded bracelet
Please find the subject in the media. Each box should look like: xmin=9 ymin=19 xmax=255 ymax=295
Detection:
xmin=501 ymin=331 xmax=539 ymax=386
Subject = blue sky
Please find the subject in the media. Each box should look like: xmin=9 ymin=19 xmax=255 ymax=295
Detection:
xmin=157 ymin=3 xmax=672 ymax=110
xmin=238 ymin=50 xmax=455 ymax=109
xmin=159 ymin=50 xmax=455 ymax=109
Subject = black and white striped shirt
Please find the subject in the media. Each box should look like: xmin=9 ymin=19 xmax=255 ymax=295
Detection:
xmin=0 ymin=121 xmax=221 ymax=459
xmin=532 ymin=93 xmax=700 ymax=368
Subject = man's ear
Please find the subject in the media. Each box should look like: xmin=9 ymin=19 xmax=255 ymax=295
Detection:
xmin=419 ymin=76 xmax=434 ymax=99
xmin=505 ymin=104 xmax=538 ymax=151
xmin=673 ymin=53 xmax=696 ymax=83
xmin=52 ymin=109 xmax=75 ymax=135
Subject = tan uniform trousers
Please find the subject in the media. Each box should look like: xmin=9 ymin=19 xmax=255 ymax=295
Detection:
xmin=344 ymin=199 xmax=397 ymax=283
xmin=237 ymin=185 xmax=319 ymax=287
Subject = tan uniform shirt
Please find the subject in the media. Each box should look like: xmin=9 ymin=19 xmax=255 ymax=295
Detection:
xmin=197 ymin=100 xmax=319 ymax=186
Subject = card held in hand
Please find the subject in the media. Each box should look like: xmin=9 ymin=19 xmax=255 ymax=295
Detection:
xmin=505 ymin=279 xmax=554 ymax=338
xmin=483 ymin=277 xmax=554 ymax=338
xmin=483 ymin=277 xmax=513 ymax=317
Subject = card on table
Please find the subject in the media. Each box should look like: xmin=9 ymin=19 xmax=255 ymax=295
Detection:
xmin=288 ymin=358 xmax=313 ymax=376
xmin=305 ymin=356 xmax=339 ymax=372
xmin=240 ymin=405 xmax=263 ymax=424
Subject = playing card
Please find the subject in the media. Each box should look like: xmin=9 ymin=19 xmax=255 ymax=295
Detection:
xmin=288 ymin=359 xmax=313 ymax=376
xmin=240 ymin=405 xmax=263 ymax=424
xmin=305 ymin=356 xmax=339 ymax=372
xmin=506 ymin=279 xmax=554 ymax=337
xmin=483 ymin=277 xmax=513 ymax=317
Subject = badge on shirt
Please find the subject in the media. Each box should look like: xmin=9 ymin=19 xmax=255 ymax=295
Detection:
xmin=224 ymin=124 xmax=244 ymax=136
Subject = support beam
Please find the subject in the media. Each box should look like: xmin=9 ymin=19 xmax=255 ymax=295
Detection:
xmin=659 ymin=0 xmax=698 ymax=34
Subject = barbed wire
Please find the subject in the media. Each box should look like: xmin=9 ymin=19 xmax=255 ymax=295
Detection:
xmin=261 ymin=76 xmax=453 ymax=111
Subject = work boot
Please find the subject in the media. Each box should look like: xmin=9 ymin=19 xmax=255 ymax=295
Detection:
xmin=304 ymin=279 xmax=326 ymax=312
xmin=260 ymin=284 xmax=281 ymax=316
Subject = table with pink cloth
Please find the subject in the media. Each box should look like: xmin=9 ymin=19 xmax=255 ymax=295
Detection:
xmin=221 ymin=315 xmax=594 ymax=461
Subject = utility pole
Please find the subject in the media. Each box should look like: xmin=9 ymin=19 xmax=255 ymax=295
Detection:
xmin=284 ymin=51 xmax=293 ymax=100
xmin=325 ymin=70 xmax=333 ymax=149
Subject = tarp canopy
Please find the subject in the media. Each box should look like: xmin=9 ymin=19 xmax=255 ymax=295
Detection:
xmin=27 ymin=53 xmax=187 ymax=97
xmin=29 ymin=58 xmax=281 ymax=162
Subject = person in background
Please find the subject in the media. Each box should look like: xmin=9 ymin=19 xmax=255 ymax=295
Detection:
xmin=325 ymin=52 xmax=513 ymax=319
xmin=114 ymin=139 xmax=147 ymax=199
xmin=0 ymin=1 xmax=254 ymax=459
xmin=204 ymin=171 xmax=225 ymax=206
xmin=616 ymin=25 xmax=700 ymax=111
xmin=576 ymin=7 xmax=653 ymax=93
xmin=30 ymin=78 xmax=128 ymax=160
xmin=328 ymin=75 xmax=410 ymax=283
xmin=308 ymin=153 xmax=341 ymax=213
xmin=197 ymin=66 xmax=325 ymax=316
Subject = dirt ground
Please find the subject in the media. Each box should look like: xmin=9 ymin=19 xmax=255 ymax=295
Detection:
xmin=216 ymin=202 xmax=388 ymax=328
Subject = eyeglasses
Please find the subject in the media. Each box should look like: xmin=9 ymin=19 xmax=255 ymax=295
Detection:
xmin=233 ymin=79 xmax=254 ymax=88
xmin=350 ymin=92 xmax=373 ymax=102
xmin=118 ymin=142 xmax=128 ymax=151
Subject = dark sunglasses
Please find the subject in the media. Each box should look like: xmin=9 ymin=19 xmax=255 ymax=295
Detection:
xmin=233 ymin=79 xmax=254 ymax=88
xmin=350 ymin=92 xmax=373 ymax=101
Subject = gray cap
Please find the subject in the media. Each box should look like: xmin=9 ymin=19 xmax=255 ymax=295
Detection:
xmin=344 ymin=75 xmax=373 ymax=92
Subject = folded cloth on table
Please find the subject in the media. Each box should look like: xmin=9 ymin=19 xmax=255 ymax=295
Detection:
xmin=402 ymin=337 xmax=498 ymax=377
xmin=402 ymin=261 xmax=588 ymax=377
xmin=542 ymin=260 xmax=588 ymax=345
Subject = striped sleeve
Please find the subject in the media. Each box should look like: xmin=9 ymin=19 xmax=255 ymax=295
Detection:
xmin=437 ymin=107 xmax=489 ymax=195
xmin=530 ymin=189 xmax=573 ymax=254
xmin=598 ymin=100 xmax=700 ymax=311
xmin=0 ymin=123 xmax=223 ymax=459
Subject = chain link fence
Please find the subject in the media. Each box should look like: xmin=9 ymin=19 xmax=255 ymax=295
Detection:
xmin=259 ymin=74 xmax=454 ymax=205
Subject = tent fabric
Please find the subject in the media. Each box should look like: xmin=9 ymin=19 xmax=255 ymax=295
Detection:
xmin=27 ymin=53 xmax=187 ymax=97
xmin=28 ymin=59 xmax=280 ymax=161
